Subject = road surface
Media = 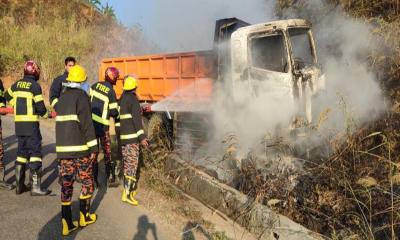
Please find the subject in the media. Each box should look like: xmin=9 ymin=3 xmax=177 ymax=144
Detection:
xmin=0 ymin=116 xmax=177 ymax=240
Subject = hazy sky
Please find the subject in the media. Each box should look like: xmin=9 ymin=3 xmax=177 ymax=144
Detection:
xmin=100 ymin=0 xmax=274 ymax=52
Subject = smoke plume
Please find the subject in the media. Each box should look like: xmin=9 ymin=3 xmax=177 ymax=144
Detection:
xmin=134 ymin=0 xmax=387 ymax=179
xmin=209 ymin=0 xmax=386 ymax=158
xmin=147 ymin=0 xmax=274 ymax=52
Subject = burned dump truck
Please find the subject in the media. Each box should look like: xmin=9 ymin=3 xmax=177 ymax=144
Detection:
xmin=99 ymin=18 xmax=325 ymax=181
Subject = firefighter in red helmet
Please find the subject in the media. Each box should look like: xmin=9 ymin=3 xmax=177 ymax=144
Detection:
xmin=90 ymin=67 xmax=119 ymax=187
xmin=4 ymin=60 xmax=51 ymax=196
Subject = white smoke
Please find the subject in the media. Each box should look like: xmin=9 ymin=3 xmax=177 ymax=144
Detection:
xmin=146 ymin=0 xmax=274 ymax=52
xmin=120 ymin=0 xmax=386 ymax=169
xmin=282 ymin=0 xmax=385 ymax=135
xmin=196 ymin=0 xmax=385 ymax=164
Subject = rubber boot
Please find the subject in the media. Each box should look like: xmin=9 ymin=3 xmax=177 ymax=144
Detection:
xmin=0 ymin=167 xmax=13 ymax=190
xmin=61 ymin=204 xmax=78 ymax=236
xmin=30 ymin=169 xmax=51 ymax=196
xmin=79 ymin=197 xmax=97 ymax=227
xmin=121 ymin=176 xmax=138 ymax=206
xmin=107 ymin=162 xmax=119 ymax=188
xmin=15 ymin=164 xmax=27 ymax=194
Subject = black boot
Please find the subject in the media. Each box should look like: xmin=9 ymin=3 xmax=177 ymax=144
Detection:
xmin=0 ymin=167 xmax=13 ymax=190
xmin=79 ymin=197 xmax=97 ymax=227
xmin=15 ymin=164 xmax=27 ymax=194
xmin=107 ymin=162 xmax=118 ymax=188
xmin=61 ymin=204 xmax=78 ymax=236
xmin=30 ymin=169 xmax=51 ymax=196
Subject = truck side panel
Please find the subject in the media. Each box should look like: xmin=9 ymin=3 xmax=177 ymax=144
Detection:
xmin=99 ymin=51 xmax=216 ymax=101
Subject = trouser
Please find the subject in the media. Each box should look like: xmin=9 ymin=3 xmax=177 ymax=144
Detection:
xmin=59 ymin=156 xmax=94 ymax=203
xmin=16 ymin=129 xmax=42 ymax=170
xmin=0 ymin=127 xmax=4 ymax=168
xmin=94 ymin=131 xmax=112 ymax=166
xmin=122 ymin=143 xmax=140 ymax=190
xmin=115 ymin=126 xmax=123 ymax=179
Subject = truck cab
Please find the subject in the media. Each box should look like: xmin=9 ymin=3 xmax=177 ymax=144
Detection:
xmin=221 ymin=19 xmax=325 ymax=125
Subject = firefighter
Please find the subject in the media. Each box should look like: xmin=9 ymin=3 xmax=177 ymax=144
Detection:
xmin=4 ymin=60 xmax=51 ymax=196
xmin=90 ymin=67 xmax=119 ymax=187
xmin=0 ymin=78 xmax=13 ymax=190
xmin=55 ymin=65 xmax=98 ymax=236
xmin=49 ymin=56 xmax=76 ymax=108
xmin=119 ymin=75 xmax=148 ymax=206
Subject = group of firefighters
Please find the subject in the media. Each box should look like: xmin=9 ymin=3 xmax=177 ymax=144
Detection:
xmin=0 ymin=57 xmax=149 ymax=236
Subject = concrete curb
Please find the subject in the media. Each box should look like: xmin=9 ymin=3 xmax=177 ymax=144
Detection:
xmin=165 ymin=154 xmax=324 ymax=240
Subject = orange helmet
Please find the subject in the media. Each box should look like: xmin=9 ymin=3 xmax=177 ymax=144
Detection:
xmin=105 ymin=67 xmax=119 ymax=85
xmin=24 ymin=60 xmax=40 ymax=80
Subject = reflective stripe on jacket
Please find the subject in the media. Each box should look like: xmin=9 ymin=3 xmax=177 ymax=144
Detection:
xmin=55 ymin=88 xmax=97 ymax=159
xmin=4 ymin=75 xmax=47 ymax=136
xmin=90 ymin=81 xmax=118 ymax=137
xmin=119 ymin=90 xmax=146 ymax=145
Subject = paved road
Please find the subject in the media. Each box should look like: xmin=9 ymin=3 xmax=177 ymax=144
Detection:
xmin=0 ymin=116 xmax=175 ymax=240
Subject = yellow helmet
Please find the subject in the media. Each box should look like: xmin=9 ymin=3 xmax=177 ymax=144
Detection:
xmin=123 ymin=76 xmax=138 ymax=90
xmin=67 ymin=65 xmax=87 ymax=83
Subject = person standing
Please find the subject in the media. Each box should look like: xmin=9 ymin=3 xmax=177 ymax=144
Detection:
xmin=119 ymin=76 xmax=148 ymax=206
xmin=90 ymin=67 xmax=119 ymax=187
xmin=49 ymin=57 xmax=76 ymax=108
xmin=4 ymin=60 xmax=51 ymax=196
xmin=0 ymin=78 xmax=13 ymax=190
xmin=55 ymin=65 xmax=98 ymax=236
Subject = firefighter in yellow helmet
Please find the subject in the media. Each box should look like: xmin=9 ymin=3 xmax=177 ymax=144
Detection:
xmin=119 ymin=75 xmax=148 ymax=206
xmin=55 ymin=65 xmax=98 ymax=236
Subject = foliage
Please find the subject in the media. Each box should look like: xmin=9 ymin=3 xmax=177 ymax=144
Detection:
xmin=88 ymin=0 xmax=116 ymax=18
xmin=0 ymin=0 xmax=151 ymax=94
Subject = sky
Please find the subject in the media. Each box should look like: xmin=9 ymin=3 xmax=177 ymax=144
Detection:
xmin=100 ymin=0 xmax=274 ymax=52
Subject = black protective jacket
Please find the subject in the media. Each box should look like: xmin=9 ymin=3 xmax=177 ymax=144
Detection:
xmin=90 ymin=81 xmax=119 ymax=137
xmin=4 ymin=75 xmax=47 ymax=136
xmin=49 ymin=71 xmax=68 ymax=108
xmin=119 ymin=90 xmax=145 ymax=145
xmin=55 ymin=87 xmax=97 ymax=159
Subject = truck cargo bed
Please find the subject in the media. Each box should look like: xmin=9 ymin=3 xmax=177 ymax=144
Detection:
xmin=100 ymin=51 xmax=216 ymax=102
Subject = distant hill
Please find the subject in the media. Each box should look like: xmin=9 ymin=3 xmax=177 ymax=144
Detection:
xmin=0 ymin=0 xmax=154 ymax=95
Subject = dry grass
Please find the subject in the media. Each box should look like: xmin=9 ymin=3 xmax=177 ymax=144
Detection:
xmin=271 ymin=2 xmax=400 ymax=237
xmin=238 ymin=112 xmax=400 ymax=239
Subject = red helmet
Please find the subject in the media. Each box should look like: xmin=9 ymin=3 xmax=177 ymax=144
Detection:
xmin=24 ymin=60 xmax=40 ymax=80
xmin=105 ymin=67 xmax=119 ymax=85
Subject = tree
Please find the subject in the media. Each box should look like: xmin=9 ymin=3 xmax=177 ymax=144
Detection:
xmin=102 ymin=3 xmax=116 ymax=18
xmin=88 ymin=0 xmax=116 ymax=19
xmin=89 ymin=0 xmax=102 ymax=11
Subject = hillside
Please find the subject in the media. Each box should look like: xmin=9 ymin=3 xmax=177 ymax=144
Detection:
xmin=248 ymin=1 xmax=400 ymax=239
xmin=0 ymin=0 xmax=152 ymax=99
